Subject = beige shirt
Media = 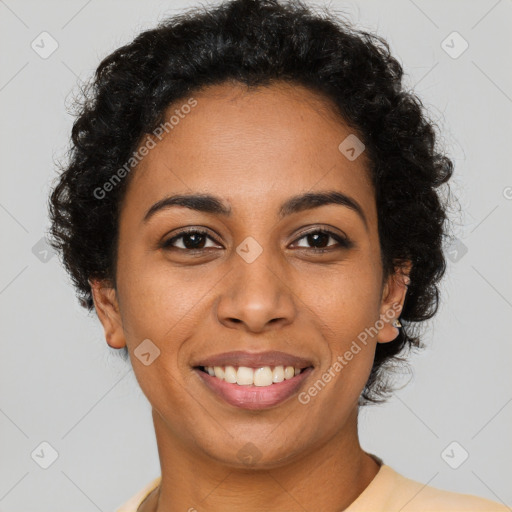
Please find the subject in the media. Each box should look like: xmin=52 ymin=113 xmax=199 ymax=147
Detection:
xmin=115 ymin=458 xmax=509 ymax=511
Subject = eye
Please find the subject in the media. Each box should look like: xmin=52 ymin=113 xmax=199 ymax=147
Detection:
xmin=161 ymin=227 xmax=353 ymax=253
xmin=161 ymin=229 xmax=220 ymax=251
xmin=292 ymin=229 xmax=353 ymax=252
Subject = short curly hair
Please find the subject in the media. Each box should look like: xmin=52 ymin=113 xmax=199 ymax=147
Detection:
xmin=48 ymin=0 xmax=455 ymax=405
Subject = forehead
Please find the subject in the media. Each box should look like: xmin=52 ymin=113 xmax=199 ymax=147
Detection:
xmin=123 ymin=81 xmax=375 ymax=224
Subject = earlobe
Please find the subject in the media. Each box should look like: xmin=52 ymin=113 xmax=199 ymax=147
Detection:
xmin=376 ymin=262 xmax=412 ymax=344
xmin=88 ymin=278 xmax=126 ymax=349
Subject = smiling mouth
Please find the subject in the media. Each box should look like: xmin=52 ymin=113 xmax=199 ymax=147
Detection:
xmin=196 ymin=364 xmax=312 ymax=387
xmin=194 ymin=364 xmax=314 ymax=410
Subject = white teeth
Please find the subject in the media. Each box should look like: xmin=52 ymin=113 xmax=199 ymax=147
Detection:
xmin=214 ymin=366 xmax=224 ymax=379
xmin=236 ymin=366 xmax=254 ymax=385
xmin=224 ymin=365 xmax=237 ymax=383
xmin=254 ymin=367 xmax=273 ymax=386
xmin=284 ymin=366 xmax=295 ymax=380
xmin=272 ymin=366 xmax=284 ymax=383
xmin=202 ymin=365 xmax=305 ymax=387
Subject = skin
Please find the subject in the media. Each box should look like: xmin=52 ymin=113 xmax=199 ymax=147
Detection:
xmin=91 ymin=81 xmax=411 ymax=512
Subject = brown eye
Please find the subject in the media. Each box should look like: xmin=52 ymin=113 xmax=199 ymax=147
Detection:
xmin=161 ymin=227 xmax=353 ymax=254
xmin=162 ymin=229 xmax=220 ymax=251
xmin=292 ymin=229 xmax=353 ymax=252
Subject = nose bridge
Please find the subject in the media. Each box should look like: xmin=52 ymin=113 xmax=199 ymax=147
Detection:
xmin=236 ymin=237 xmax=281 ymax=291
xmin=215 ymin=234 xmax=296 ymax=331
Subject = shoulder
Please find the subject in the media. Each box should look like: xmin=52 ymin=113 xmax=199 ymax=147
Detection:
xmin=115 ymin=476 xmax=161 ymax=512
xmin=386 ymin=467 xmax=509 ymax=511
xmin=347 ymin=463 xmax=509 ymax=512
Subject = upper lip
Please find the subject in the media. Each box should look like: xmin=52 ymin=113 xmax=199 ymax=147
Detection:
xmin=193 ymin=350 xmax=314 ymax=369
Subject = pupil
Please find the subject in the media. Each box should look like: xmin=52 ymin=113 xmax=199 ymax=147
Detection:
xmin=308 ymin=232 xmax=328 ymax=248
xmin=184 ymin=233 xmax=205 ymax=249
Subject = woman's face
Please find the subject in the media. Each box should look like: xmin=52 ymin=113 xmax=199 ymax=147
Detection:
xmin=92 ymin=81 xmax=408 ymax=468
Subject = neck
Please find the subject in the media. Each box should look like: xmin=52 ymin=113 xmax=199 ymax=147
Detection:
xmin=144 ymin=406 xmax=380 ymax=512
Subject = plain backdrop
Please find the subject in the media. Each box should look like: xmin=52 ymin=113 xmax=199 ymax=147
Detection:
xmin=0 ymin=0 xmax=511 ymax=510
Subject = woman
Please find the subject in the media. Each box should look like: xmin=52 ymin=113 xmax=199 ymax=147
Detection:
xmin=48 ymin=0 xmax=508 ymax=510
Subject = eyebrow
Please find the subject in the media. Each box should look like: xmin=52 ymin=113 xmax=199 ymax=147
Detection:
xmin=143 ymin=190 xmax=368 ymax=229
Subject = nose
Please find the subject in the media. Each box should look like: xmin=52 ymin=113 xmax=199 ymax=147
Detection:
xmin=215 ymin=247 xmax=297 ymax=333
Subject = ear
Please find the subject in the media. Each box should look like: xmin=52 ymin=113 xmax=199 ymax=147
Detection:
xmin=376 ymin=261 xmax=412 ymax=344
xmin=89 ymin=278 xmax=126 ymax=349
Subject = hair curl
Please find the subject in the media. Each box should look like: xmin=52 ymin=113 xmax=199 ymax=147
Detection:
xmin=48 ymin=0 xmax=455 ymax=405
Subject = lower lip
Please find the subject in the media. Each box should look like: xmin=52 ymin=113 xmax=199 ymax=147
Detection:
xmin=194 ymin=367 xmax=313 ymax=410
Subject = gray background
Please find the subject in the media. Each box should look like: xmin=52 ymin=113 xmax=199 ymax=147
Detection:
xmin=1 ymin=0 xmax=511 ymax=510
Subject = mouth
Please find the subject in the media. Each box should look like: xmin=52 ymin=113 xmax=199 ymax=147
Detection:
xmin=192 ymin=351 xmax=315 ymax=410
xmin=196 ymin=364 xmax=309 ymax=386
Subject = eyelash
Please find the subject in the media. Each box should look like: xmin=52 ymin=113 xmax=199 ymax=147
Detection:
xmin=161 ymin=227 xmax=353 ymax=253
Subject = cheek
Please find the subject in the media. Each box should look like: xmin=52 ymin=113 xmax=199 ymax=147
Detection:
xmin=303 ymin=260 xmax=382 ymax=341
xmin=300 ymin=261 xmax=382 ymax=393
xmin=116 ymin=253 xmax=210 ymax=345
xmin=115 ymin=262 xmax=201 ymax=415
